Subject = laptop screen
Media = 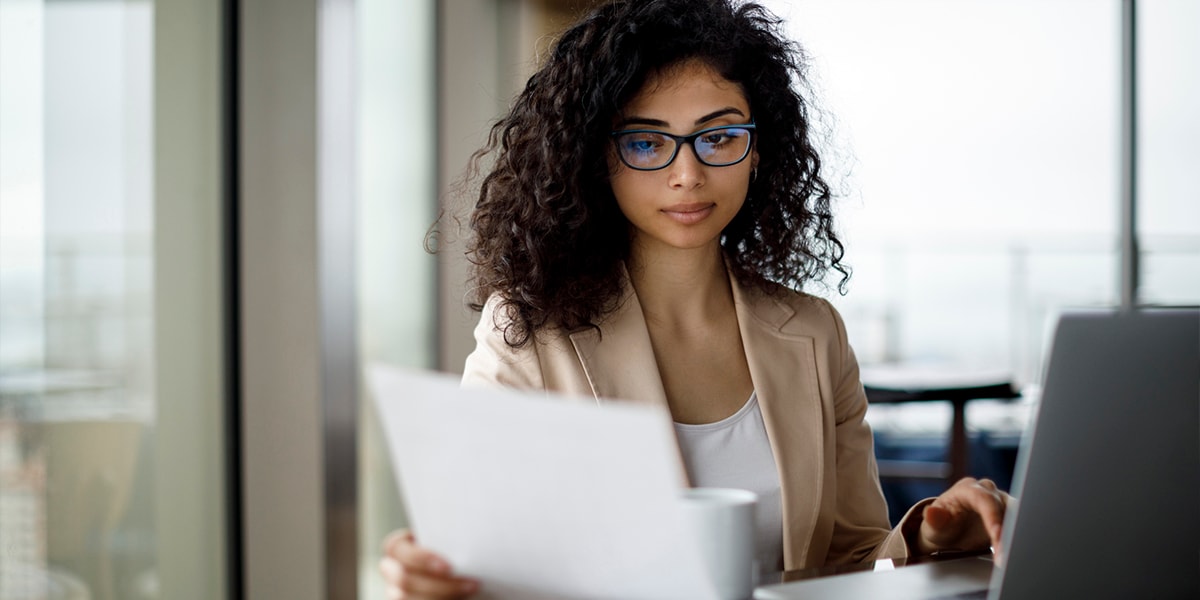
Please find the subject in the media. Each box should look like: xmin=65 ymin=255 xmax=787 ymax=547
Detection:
xmin=994 ymin=308 xmax=1200 ymax=599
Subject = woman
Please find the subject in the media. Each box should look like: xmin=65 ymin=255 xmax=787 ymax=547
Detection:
xmin=381 ymin=1 xmax=1008 ymax=598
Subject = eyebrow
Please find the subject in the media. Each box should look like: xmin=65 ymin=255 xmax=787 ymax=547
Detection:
xmin=615 ymin=107 xmax=747 ymax=130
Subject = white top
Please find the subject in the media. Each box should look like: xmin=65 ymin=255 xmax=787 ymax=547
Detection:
xmin=673 ymin=392 xmax=785 ymax=572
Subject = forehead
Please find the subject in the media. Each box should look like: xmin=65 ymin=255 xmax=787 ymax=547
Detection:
xmin=620 ymin=60 xmax=749 ymax=123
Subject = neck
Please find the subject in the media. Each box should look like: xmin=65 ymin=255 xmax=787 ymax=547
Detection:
xmin=626 ymin=239 xmax=732 ymax=331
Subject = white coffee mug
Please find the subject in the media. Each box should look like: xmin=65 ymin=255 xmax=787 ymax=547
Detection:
xmin=679 ymin=487 xmax=758 ymax=600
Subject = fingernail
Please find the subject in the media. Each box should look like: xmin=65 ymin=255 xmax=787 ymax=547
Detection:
xmin=461 ymin=580 xmax=479 ymax=593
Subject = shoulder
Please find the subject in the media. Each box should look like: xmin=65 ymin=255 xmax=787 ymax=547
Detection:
xmin=462 ymin=294 xmax=578 ymax=391
xmin=462 ymin=294 xmax=546 ymax=390
xmin=741 ymin=280 xmax=848 ymax=342
xmin=472 ymin=293 xmax=575 ymax=348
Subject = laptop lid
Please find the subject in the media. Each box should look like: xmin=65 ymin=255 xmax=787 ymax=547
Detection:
xmin=992 ymin=308 xmax=1200 ymax=599
xmin=753 ymin=308 xmax=1199 ymax=600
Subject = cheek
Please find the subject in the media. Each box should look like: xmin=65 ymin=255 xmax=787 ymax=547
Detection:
xmin=605 ymin=145 xmax=631 ymax=184
xmin=607 ymin=164 xmax=642 ymax=207
xmin=726 ymin=169 xmax=753 ymax=200
xmin=609 ymin=174 xmax=637 ymax=220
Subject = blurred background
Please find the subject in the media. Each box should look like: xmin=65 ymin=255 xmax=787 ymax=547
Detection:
xmin=0 ymin=0 xmax=1195 ymax=599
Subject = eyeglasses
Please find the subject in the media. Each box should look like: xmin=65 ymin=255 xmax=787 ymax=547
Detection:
xmin=610 ymin=123 xmax=756 ymax=171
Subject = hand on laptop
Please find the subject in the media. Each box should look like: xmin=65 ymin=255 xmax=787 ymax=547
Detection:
xmin=913 ymin=477 xmax=1011 ymax=559
xmin=380 ymin=529 xmax=479 ymax=599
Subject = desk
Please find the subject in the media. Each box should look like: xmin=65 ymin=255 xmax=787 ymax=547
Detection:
xmin=755 ymin=550 xmax=995 ymax=600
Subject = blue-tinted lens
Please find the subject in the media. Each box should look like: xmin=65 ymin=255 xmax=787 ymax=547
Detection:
xmin=617 ymin=131 xmax=675 ymax=168
xmin=695 ymin=128 xmax=752 ymax=165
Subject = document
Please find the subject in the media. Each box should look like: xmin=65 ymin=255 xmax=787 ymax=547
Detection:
xmin=368 ymin=365 xmax=718 ymax=600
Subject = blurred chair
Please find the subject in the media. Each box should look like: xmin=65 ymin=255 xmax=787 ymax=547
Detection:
xmin=861 ymin=365 xmax=1020 ymax=484
xmin=41 ymin=419 xmax=142 ymax=600
xmin=0 ymin=563 xmax=91 ymax=600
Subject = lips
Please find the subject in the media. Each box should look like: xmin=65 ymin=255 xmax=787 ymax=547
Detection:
xmin=661 ymin=203 xmax=716 ymax=225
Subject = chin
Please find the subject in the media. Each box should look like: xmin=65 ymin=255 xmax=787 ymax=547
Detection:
xmin=660 ymin=232 xmax=725 ymax=252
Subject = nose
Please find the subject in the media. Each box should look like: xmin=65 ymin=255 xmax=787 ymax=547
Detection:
xmin=667 ymin=142 xmax=706 ymax=190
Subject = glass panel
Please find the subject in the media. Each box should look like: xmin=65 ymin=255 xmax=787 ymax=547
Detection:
xmin=0 ymin=0 xmax=227 ymax=598
xmin=757 ymin=0 xmax=1120 ymax=523
xmin=764 ymin=0 xmax=1120 ymax=385
xmin=1138 ymin=0 xmax=1200 ymax=305
xmin=356 ymin=0 xmax=437 ymax=597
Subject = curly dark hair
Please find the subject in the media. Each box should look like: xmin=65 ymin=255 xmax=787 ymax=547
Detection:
xmin=466 ymin=0 xmax=849 ymax=347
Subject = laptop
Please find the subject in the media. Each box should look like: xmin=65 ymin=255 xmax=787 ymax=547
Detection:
xmin=754 ymin=308 xmax=1200 ymax=599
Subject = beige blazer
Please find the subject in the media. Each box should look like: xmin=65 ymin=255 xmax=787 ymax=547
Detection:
xmin=462 ymin=272 xmax=921 ymax=570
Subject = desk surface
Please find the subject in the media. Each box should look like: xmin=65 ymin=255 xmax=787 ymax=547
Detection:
xmin=756 ymin=552 xmax=994 ymax=600
xmin=767 ymin=548 xmax=994 ymax=584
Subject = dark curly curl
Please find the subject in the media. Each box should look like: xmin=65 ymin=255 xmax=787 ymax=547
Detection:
xmin=466 ymin=0 xmax=849 ymax=348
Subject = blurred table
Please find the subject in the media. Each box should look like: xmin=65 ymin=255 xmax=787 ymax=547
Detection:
xmin=860 ymin=365 xmax=1021 ymax=483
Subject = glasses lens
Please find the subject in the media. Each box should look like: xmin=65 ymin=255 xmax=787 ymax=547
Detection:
xmin=615 ymin=131 xmax=676 ymax=169
xmin=694 ymin=127 xmax=752 ymax=166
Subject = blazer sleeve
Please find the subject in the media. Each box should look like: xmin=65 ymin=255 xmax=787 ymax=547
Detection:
xmin=820 ymin=298 xmax=925 ymax=564
xmin=461 ymin=294 xmax=546 ymax=391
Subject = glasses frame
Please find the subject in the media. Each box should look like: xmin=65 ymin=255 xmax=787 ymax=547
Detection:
xmin=610 ymin=123 xmax=757 ymax=171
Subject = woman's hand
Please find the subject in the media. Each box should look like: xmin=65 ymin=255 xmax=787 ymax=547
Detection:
xmin=914 ymin=477 xmax=1011 ymax=558
xmin=379 ymin=530 xmax=480 ymax=600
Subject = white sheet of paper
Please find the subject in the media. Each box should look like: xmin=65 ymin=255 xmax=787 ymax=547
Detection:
xmin=368 ymin=365 xmax=719 ymax=600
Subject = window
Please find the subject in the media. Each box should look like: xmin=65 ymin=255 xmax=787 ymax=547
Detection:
xmin=0 ymin=1 xmax=229 ymax=598
xmin=1138 ymin=0 xmax=1200 ymax=305
xmin=356 ymin=0 xmax=437 ymax=597
xmin=765 ymin=0 xmax=1126 ymax=384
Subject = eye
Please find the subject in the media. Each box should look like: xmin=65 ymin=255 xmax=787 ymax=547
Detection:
xmin=628 ymin=139 xmax=659 ymax=152
xmin=699 ymin=129 xmax=740 ymax=147
xmin=620 ymin=132 xmax=668 ymax=154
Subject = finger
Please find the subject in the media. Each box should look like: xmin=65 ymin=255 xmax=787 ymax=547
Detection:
xmin=920 ymin=478 xmax=1008 ymax=553
xmin=384 ymin=581 xmax=404 ymax=600
xmin=382 ymin=554 xmax=479 ymax=600
xmin=935 ymin=478 xmax=1000 ymax=515
xmin=380 ymin=529 xmax=479 ymax=599
xmin=391 ymin=535 xmax=452 ymax=577
xmin=919 ymin=502 xmax=969 ymax=550
xmin=400 ymin=570 xmax=479 ymax=600
xmin=922 ymin=503 xmax=953 ymax=532
xmin=383 ymin=556 xmax=479 ymax=600
xmin=951 ymin=481 xmax=1007 ymax=547
xmin=380 ymin=555 xmax=403 ymax=585
xmin=382 ymin=529 xmax=415 ymax=558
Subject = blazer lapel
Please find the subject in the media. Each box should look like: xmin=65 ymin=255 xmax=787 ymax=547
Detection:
xmin=731 ymin=278 xmax=827 ymax=569
xmin=567 ymin=265 xmax=828 ymax=567
xmin=567 ymin=282 xmax=670 ymax=410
